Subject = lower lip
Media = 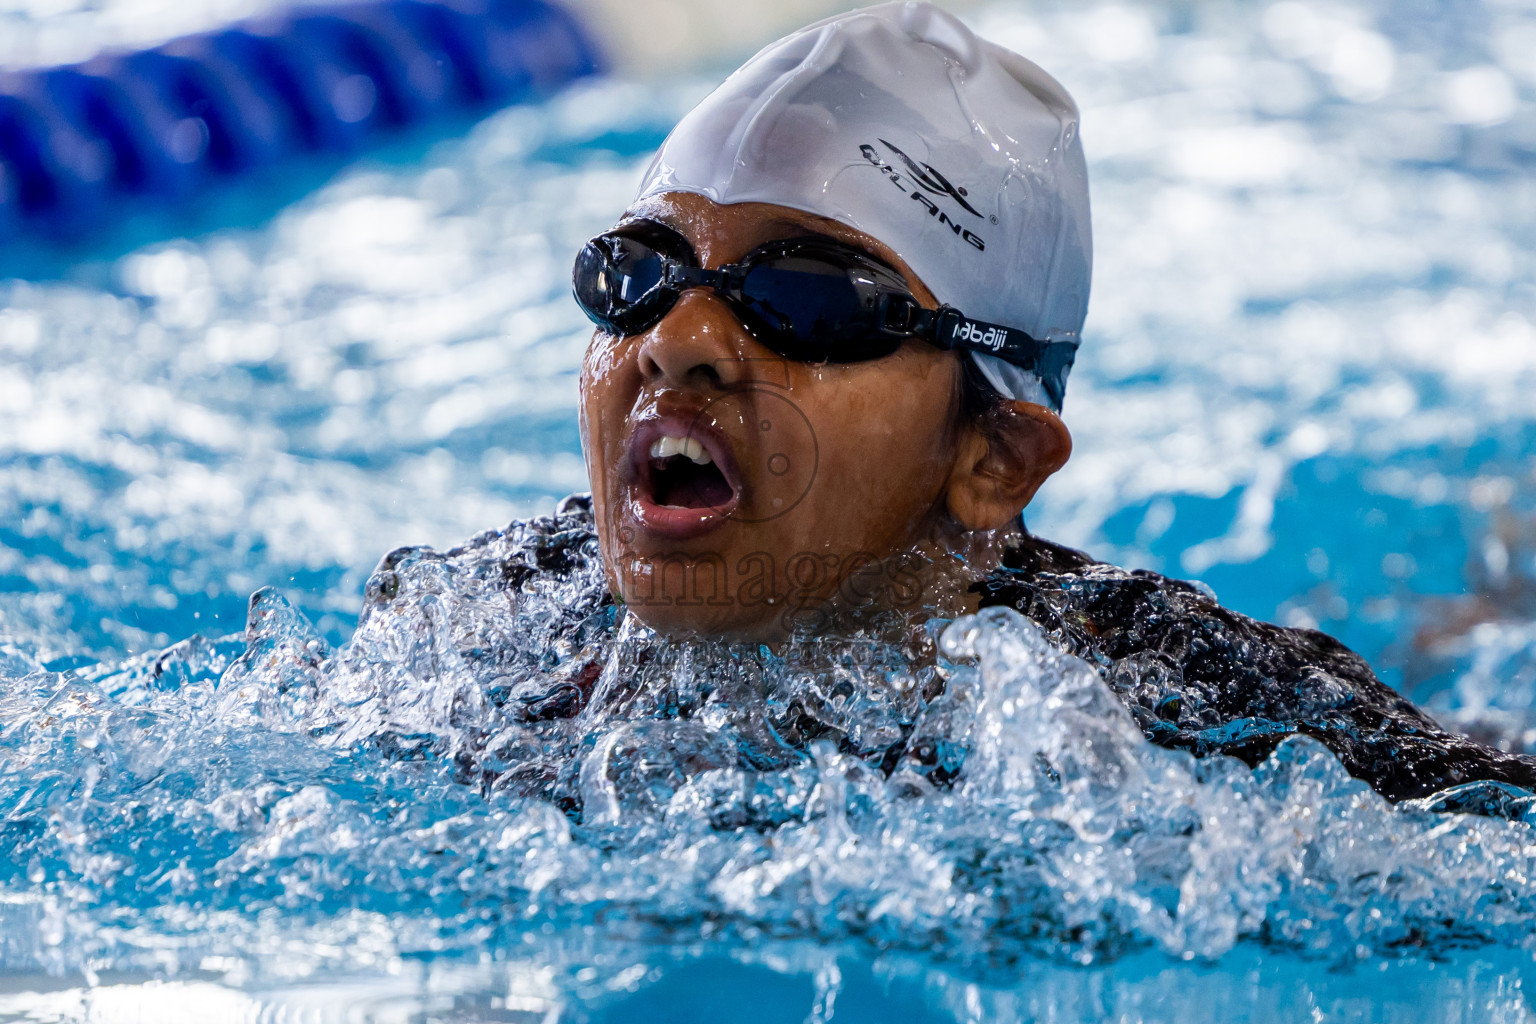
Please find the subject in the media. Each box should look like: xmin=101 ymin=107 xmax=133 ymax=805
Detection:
xmin=624 ymin=488 xmax=738 ymax=541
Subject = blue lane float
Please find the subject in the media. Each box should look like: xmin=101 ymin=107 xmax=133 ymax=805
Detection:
xmin=0 ymin=0 xmax=602 ymax=241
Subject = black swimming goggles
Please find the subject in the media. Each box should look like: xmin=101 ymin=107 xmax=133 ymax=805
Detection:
xmin=572 ymin=221 xmax=1073 ymax=403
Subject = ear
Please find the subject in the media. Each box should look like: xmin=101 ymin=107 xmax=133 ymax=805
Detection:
xmin=944 ymin=401 xmax=1072 ymax=532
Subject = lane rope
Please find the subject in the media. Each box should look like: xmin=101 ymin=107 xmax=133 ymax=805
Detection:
xmin=0 ymin=0 xmax=602 ymax=240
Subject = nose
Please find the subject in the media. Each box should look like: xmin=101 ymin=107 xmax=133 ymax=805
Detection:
xmin=636 ymin=290 xmax=758 ymax=390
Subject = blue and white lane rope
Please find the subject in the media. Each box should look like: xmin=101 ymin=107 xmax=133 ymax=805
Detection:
xmin=0 ymin=0 xmax=601 ymax=241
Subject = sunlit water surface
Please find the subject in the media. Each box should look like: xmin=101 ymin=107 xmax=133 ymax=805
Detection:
xmin=3 ymin=0 xmax=1536 ymax=1020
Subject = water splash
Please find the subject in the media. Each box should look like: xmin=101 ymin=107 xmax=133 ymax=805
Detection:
xmin=4 ymin=506 xmax=1536 ymax=988
xmin=3 ymin=0 xmax=1536 ymax=1014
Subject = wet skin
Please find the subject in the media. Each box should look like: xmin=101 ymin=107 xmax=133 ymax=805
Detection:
xmin=579 ymin=192 xmax=1072 ymax=641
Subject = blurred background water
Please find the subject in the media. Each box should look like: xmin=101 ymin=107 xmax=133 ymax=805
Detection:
xmin=3 ymin=0 xmax=1536 ymax=1018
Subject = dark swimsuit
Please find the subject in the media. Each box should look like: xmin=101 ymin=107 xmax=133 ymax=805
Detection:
xmin=454 ymin=495 xmax=1536 ymax=813
xmin=977 ymin=533 xmax=1536 ymax=806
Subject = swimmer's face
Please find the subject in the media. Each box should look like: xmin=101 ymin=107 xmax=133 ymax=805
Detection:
xmin=579 ymin=193 xmax=1069 ymax=640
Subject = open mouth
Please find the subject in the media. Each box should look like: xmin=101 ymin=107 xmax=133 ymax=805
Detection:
xmin=623 ymin=414 xmax=745 ymax=539
xmin=645 ymin=434 xmax=735 ymax=509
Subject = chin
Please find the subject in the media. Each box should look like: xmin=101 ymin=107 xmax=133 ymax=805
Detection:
xmin=605 ymin=537 xmax=786 ymax=641
xmin=619 ymin=594 xmax=785 ymax=643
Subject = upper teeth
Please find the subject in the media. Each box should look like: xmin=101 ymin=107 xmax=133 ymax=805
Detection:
xmin=650 ymin=435 xmax=712 ymax=464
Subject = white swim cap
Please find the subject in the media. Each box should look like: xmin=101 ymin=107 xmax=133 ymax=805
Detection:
xmin=634 ymin=1 xmax=1091 ymax=410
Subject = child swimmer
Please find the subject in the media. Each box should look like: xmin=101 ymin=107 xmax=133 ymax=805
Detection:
xmin=561 ymin=3 xmax=1536 ymax=803
xmin=579 ymin=1 xmax=1084 ymax=641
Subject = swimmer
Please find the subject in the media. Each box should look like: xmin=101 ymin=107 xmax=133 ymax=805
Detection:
xmin=579 ymin=1 xmax=1082 ymax=643
xmin=559 ymin=2 xmax=1536 ymax=803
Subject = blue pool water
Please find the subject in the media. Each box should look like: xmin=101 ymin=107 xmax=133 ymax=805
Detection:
xmin=3 ymin=0 xmax=1536 ymax=1019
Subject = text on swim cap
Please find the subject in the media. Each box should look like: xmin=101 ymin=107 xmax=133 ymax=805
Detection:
xmin=859 ymin=144 xmax=986 ymax=252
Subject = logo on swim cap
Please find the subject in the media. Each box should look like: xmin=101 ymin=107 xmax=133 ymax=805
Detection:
xmin=951 ymin=318 xmax=1008 ymax=351
xmin=877 ymin=140 xmax=982 ymax=219
xmin=858 ymin=142 xmax=986 ymax=252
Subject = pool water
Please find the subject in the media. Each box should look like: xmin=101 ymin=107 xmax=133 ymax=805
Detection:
xmin=2 ymin=0 xmax=1536 ymax=1020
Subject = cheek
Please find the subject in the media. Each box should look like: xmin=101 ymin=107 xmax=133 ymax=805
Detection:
xmin=579 ymin=333 xmax=617 ymax=401
xmin=579 ymin=335 xmax=629 ymax=451
xmin=584 ymin=331 xmax=626 ymax=377
xmin=579 ymin=339 xmax=629 ymax=595
xmin=579 ymin=336 xmax=637 ymax=553
xmin=794 ymin=361 xmax=959 ymax=521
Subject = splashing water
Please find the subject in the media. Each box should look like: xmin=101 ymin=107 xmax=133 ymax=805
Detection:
xmin=5 ymin=499 xmax=1536 ymax=1010
xmin=5 ymin=0 xmax=1536 ymax=1016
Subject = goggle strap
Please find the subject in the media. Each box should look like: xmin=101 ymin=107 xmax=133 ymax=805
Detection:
xmin=663 ymin=263 xmax=724 ymax=290
xmin=932 ymin=307 xmax=1043 ymax=363
xmin=932 ymin=307 xmax=1076 ymax=405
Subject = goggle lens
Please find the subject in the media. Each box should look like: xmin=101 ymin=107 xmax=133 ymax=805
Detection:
xmin=572 ymin=234 xmax=677 ymax=335
xmin=572 ymin=228 xmax=908 ymax=363
xmin=736 ymin=258 xmax=897 ymax=362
